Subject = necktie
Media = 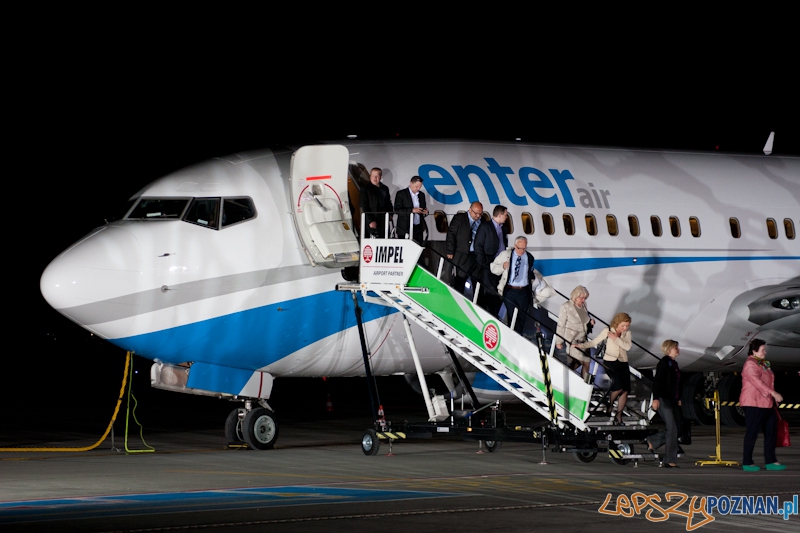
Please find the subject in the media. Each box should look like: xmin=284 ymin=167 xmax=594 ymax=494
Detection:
xmin=514 ymin=255 xmax=521 ymax=282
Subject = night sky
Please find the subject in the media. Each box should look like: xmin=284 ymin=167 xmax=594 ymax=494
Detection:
xmin=5 ymin=23 xmax=799 ymax=431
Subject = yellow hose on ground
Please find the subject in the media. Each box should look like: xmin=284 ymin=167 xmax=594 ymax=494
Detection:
xmin=0 ymin=352 xmax=131 ymax=453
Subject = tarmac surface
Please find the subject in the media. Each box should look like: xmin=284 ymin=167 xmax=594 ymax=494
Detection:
xmin=1 ymin=400 xmax=799 ymax=533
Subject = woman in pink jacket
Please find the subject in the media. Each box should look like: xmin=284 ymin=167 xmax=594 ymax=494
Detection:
xmin=740 ymin=339 xmax=785 ymax=471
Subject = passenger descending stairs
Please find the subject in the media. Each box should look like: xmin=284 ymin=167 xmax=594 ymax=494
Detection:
xmin=357 ymin=266 xmax=594 ymax=431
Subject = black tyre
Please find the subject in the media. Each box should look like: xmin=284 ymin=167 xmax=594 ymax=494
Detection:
xmin=681 ymin=373 xmax=715 ymax=425
xmin=718 ymin=374 xmax=745 ymax=427
xmin=608 ymin=443 xmax=632 ymax=466
xmin=362 ymin=429 xmax=380 ymax=455
xmin=484 ymin=440 xmax=501 ymax=453
xmin=225 ymin=409 xmax=244 ymax=443
xmin=242 ymin=408 xmax=279 ymax=450
xmin=574 ymin=450 xmax=598 ymax=463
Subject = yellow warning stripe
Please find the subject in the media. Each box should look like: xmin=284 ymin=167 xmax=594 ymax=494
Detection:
xmin=719 ymin=402 xmax=799 ymax=409
xmin=376 ymin=432 xmax=407 ymax=440
xmin=608 ymin=449 xmax=624 ymax=459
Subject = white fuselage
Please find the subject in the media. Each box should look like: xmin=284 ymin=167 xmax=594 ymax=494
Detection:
xmin=40 ymin=141 xmax=799 ymax=400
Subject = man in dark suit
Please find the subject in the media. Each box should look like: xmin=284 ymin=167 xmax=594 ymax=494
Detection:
xmin=362 ymin=167 xmax=393 ymax=238
xmin=472 ymin=205 xmax=508 ymax=316
xmin=394 ymin=176 xmax=428 ymax=244
xmin=446 ymin=201 xmax=483 ymax=294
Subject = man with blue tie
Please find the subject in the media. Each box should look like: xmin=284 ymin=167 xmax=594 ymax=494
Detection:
xmin=473 ymin=205 xmax=509 ymax=317
xmin=445 ymin=201 xmax=483 ymax=294
xmin=491 ymin=236 xmax=536 ymax=334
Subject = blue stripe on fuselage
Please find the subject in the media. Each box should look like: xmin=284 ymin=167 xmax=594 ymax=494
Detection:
xmin=110 ymin=290 xmax=395 ymax=367
xmin=535 ymin=255 xmax=798 ymax=276
xmin=110 ymin=255 xmax=797 ymax=369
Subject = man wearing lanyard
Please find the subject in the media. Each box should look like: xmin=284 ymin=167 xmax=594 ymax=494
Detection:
xmin=491 ymin=236 xmax=536 ymax=334
xmin=446 ymin=201 xmax=483 ymax=294
xmin=473 ymin=205 xmax=509 ymax=317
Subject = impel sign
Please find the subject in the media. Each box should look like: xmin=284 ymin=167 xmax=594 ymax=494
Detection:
xmin=359 ymin=239 xmax=423 ymax=285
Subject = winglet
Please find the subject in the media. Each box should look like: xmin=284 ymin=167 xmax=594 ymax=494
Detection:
xmin=763 ymin=131 xmax=775 ymax=155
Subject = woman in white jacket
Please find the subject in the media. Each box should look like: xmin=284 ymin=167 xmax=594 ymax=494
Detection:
xmin=575 ymin=312 xmax=632 ymax=425
xmin=555 ymin=285 xmax=595 ymax=379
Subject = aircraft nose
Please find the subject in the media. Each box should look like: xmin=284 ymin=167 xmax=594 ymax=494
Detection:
xmin=40 ymin=225 xmax=142 ymax=337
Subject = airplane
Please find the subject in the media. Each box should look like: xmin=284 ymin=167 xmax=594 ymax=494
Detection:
xmin=40 ymin=139 xmax=800 ymax=448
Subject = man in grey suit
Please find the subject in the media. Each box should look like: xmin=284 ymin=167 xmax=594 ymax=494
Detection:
xmin=446 ymin=201 xmax=483 ymax=294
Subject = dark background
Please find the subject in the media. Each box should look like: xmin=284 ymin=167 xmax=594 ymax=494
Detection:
xmin=4 ymin=16 xmax=798 ymax=440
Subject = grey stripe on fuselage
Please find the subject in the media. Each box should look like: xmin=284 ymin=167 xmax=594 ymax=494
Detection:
xmin=59 ymin=265 xmax=331 ymax=326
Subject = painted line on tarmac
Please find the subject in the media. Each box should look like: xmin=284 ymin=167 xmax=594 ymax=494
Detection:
xmin=0 ymin=486 xmax=458 ymax=525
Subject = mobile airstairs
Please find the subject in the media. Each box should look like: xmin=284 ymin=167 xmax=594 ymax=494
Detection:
xmin=338 ymin=238 xmax=675 ymax=466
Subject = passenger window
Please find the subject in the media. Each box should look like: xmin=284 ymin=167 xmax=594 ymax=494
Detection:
xmin=689 ymin=216 xmax=701 ymax=237
xmin=767 ymin=218 xmax=778 ymax=239
xmin=651 ymin=216 xmax=662 ymax=237
xmin=184 ymin=198 xmax=221 ymax=229
xmin=606 ymin=215 xmax=618 ymax=236
xmin=221 ymin=197 xmax=256 ymax=228
xmin=521 ymin=212 xmax=534 ymax=234
xmin=542 ymin=213 xmax=555 ymax=235
xmin=434 ymin=210 xmax=449 ymax=233
xmin=669 ymin=216 xmax=681 ymax=237
xmin=730 ymin=217 xmax=741 ymax=238
xmin=585 ymin=214 xmax=597 ymax=236
xmin=504 ymin=213 xmax=514 ymax=235
xmin=563 ymin=214 xmax=575 ymax=235
xmin=628 ymin=215 xmax=640 ymax=236
xmin=784 ymin=218 xmax=795 ymax=239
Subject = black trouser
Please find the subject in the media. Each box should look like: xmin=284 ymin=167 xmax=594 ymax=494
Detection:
xmin=451 ymin=253 xmax=477 ymax=295
xmin=399 ymin=223 xmax=426 ymax=245
xmin=477 ymin=271 xmax=502 ymax=317
xmin=503 ymin=285 xmax=531 ymax=334
xmin=743 ymin=406 xmax=778 ymax=466
xmin=649 ymin=399 xmax=682 ymax=464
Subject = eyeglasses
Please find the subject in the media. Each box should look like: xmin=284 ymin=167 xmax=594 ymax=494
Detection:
xmin=470 ymin=208 xmax=483 ymax=217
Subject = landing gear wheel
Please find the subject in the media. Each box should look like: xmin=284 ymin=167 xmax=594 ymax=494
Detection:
xmin=225 ymin=409 xmax=244 ymax=443
xmin=484 ymin=440 xmax=501 ymax=453
xmin=362 ymin=429 xmax=380 ymax=455
xmin=681 ymin=373 xmax=715 ymax=425
xmin=574 ymin=450 xmax=598 ymax=463
xmin=718 ymin=374 xmax=745 ymax=427
xmin=609 ymin=443 xmax=633 ymax=466
xmin=242 ymin=408 xmax=279 ymax=450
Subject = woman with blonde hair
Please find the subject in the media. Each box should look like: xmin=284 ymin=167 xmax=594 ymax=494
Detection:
xmin=556 ymin=285 xmax=595 ymax=379
xmin=575 ymin=312 xmax=632 ymax=425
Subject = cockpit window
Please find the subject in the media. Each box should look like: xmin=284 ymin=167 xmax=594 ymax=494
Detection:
xmin=184 ymin=198 xmax=221 ymax=229
xmin=127 ymin=198 xmax=190 ymax=219
xmin=221 ymin=197 xmax=257 ymax=227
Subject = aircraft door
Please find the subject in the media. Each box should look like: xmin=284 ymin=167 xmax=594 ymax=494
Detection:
xmin=290 ymin=145 xmax=359 ymax=267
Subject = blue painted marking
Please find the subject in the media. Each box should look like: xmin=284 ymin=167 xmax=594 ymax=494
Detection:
xmin=535 ymin=255 xmax=799 ymax=277
xmin=110 ymin=290 xmax=395 ymax=367
xmin=472 ymin=372 xmax=505 ymax=392
xmin=0 ymin=486 xmax=458 ymax=523
xmin=107 ymin=255 xmax=798 ymax=376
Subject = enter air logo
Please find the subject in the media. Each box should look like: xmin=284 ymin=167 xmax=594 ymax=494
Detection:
xmin=419 ymin=157 xmax=611 ymax=209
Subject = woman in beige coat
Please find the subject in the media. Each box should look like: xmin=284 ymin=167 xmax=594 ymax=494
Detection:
xmin=575 ymin=312 xmax=632 ymax=425
xmin=556 ymin=286 xmax=595 ymax=379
